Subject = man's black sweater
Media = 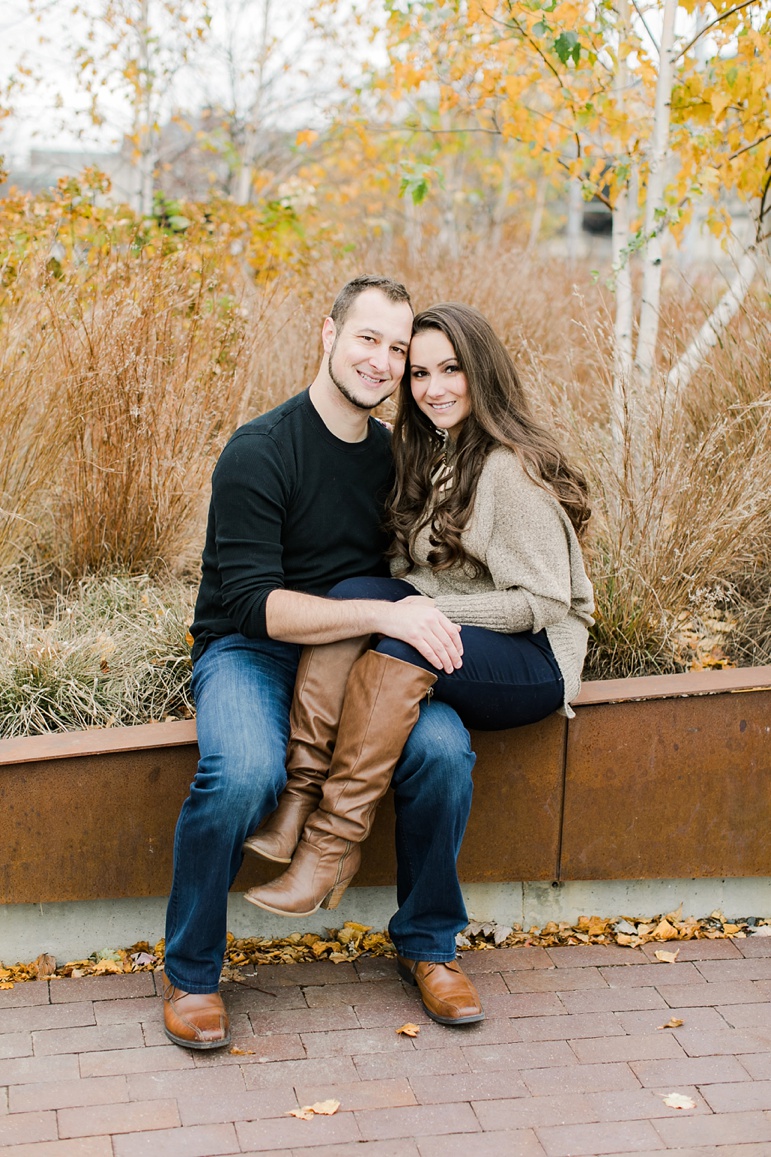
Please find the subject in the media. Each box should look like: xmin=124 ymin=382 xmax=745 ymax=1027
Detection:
xmin=190 ymin=389 xmax=394 ymax=662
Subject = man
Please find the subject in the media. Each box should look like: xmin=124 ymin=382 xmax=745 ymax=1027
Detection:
xmin=161 ymin=275 xmax=482 ymax=1049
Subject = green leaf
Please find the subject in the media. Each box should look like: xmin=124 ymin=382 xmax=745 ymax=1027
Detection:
xmin=554 ymin=30 xmax=580 ymax=65
xmin=398 ymin=162 xmax=444 ymax=205
xmin=404 ymin=178 xmax=428 ymax=204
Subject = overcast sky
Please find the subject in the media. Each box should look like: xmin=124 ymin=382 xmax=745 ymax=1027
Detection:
xmin=2 ymin=0 xmax=372 ymax=164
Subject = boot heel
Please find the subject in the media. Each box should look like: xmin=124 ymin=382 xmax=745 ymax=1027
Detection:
xmin=320 ymin=881 xmax=349 ymax=910
xmin=397 ymin=960 xmax=417 ymax=986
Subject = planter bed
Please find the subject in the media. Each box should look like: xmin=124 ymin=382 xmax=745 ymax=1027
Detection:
xmin=1 ymin=666 xmax=770 ymax=907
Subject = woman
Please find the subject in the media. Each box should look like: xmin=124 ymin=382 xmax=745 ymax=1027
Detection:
xmin=243 ymin=302 xmax=594 ymax=917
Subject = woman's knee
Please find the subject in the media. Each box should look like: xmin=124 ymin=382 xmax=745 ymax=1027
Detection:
xmin=373 ymin=635 xmax=432 ymax=671
xmin=327 ymin=576 xmax=385 ymax=600
xmin=327 ymin=576 xmax=417 ymax=602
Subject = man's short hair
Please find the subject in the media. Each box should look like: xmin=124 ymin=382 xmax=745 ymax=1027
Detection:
xmin=330 ymin=275 xmax=412 ymax=329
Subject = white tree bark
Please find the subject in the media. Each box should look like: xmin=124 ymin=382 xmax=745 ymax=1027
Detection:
xmin=611 ymin=0 xmax=634 ymax=471
xmin=134 ymin=0 xmax=159 ymax=216
xmin=633 ymin=0 xmax=677 ymax=396
xmin=566 ymin=177 xmax=583 ymax=264
xmin=525 ymin=176 xmax=547 ymax=255
xmin=235 ymin=0 xmax=273 ymax=205
xmin=663 ymin=245 xmax=761 ymax=415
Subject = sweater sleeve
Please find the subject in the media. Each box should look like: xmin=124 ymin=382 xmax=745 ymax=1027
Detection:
xmin=431 ymin=451 xmax=574 ymax=633
xmin=211 ymin=431 xmax=291 ymax=639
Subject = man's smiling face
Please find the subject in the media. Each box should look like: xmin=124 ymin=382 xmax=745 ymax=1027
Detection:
xmin=324 ymin=288 xmax=413 ymax=412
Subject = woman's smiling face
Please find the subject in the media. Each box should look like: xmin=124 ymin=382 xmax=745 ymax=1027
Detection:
xmin=409 ymin=328 xmax=472 ymax=439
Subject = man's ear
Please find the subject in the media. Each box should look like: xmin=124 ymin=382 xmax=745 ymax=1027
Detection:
xmin=321 ymin=316 xmax=336 ymax=354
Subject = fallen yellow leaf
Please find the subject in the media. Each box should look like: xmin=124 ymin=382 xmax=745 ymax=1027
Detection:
xmin=308 ymin=1100 xmax=340 ymax=1116
xmin=651 ymin=919 xmax=680 ymax=942
xmin=662 ymin=1092 xmax=696 ymax=1110
xmin=654 ymin=949 xmax=680 ymax=964
xmin=92 ymin=959 xmax=123 ymax=975
xmin=396 ymin=1023 xmax=421 ymax=1037
xmin=0 ymin=982 xmax=13 ymax=990
xmin=229 ymin=1046 xmax=255 ymax=1055
xmin=658 ymin=1017 xmax=684 ymax=1029
xmin=286 ymin=1100 xmax=340 ymax=1120
xmin=34 ymin=953 xmax=57 ymax=979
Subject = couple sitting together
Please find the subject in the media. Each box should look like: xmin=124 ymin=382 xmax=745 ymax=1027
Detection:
xmin=161 ymin=274 xmax=594 ymax=1049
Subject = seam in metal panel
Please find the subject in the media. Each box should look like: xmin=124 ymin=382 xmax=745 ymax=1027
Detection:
xmin=555 ymin=715 xmax=570 ymax=883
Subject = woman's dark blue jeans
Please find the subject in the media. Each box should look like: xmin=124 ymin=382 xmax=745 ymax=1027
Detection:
xmin=329 ymin=575 xmax=564 ymax=730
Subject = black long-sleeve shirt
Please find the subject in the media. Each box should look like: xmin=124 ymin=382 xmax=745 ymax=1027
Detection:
xmin=190 ymin=389 xmax=394 ymax=662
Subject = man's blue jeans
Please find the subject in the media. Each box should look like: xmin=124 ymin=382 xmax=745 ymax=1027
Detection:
xmin=164 ymin=633 xmax=476 ymax=993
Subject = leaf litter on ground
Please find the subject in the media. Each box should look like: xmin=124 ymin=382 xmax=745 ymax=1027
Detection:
xmin=661 ymin=1092 xmax=697 ymax=1110
xmin=1 ymin=910 xmax=768 ymax=986
xmin=396 ymin=1023 xmax=421 ymax=1037
xmin=287 ymin=1100 xmax=340 ymax=1120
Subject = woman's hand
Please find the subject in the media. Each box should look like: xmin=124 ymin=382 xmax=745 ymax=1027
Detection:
xmin=375 ymin=595 xmax=463 ymax=674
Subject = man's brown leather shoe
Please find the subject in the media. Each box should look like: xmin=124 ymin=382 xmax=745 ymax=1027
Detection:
xmin=161 ymin=973 xmax=231 ymax=1050
xmin=397 ymin=955 xmax=484 ymax=1025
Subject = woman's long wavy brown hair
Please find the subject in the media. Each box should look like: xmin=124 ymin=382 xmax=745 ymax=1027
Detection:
xmin=387 ymin=302 xmax=591 ymax=575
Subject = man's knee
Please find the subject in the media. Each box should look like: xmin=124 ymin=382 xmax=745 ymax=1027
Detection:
xmin=393 ymin=701 xmax=475 ymax=809
xmin=191 ymin=749 xmax=286 ymax=827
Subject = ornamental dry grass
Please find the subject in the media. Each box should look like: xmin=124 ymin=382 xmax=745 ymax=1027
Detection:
xmin=0 ymin=573 xmax=195 ymax=738
xmin=0 ymin=251 xmax=268 ymax=580
xmin=0 ymin=242 xmax=768 ymax=726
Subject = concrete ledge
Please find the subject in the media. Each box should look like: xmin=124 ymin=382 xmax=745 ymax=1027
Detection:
xmin=3 ymin=878 xmax=770 ymax=964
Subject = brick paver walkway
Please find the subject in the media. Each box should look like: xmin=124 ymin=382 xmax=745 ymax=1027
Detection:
xmin=2 ymin=937 xmax=771 ymax=1155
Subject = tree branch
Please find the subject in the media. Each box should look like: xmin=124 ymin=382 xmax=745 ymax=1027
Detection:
xmin=729 ymin=132 xmax=771 ymax=162
xmin=675 ymin=0 xmax=760 ymax=61
xmin=757 ymin=163 xmax=771 ymax=243
xmin=664 ymin=244 xmax=760 ymax=408
xmin=630 ymin=0 xmax=659 ymax=54
xmin=501 ymin=3 xmax=583 ymax=160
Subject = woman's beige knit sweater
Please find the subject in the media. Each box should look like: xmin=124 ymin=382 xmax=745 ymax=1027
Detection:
xmin=390 ymin=446 xmax=595 ymax=717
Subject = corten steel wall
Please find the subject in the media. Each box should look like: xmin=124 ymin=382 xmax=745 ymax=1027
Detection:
xmin=1 ymin=666 xmax=770 ymax=905
xmin=560 ymin=668 xmax=771 ymax=879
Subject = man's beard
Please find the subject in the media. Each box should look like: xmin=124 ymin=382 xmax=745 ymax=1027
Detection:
xmin=328 ymin=338 xmax=393 ymax=412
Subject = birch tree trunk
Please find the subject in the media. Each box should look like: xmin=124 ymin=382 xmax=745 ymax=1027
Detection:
xmin=633 ymin=0 xmax=677 ymax=398
xmin=235 ymin=0 xmax=273 ymax=206
xmin=133 ymin=0 xmax=158 ymax=216
xmin=566 ymin=177 xmax=583 ymax=265
xmin=610 ymin=0 xmax=634 ymax=476
xmin=664 ymin=245 xmax=762 ymax=414
xmin=525 ymin=176 xmax=547 ymax=255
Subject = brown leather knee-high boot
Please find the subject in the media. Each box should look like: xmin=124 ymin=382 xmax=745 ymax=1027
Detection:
xmin=243 ymin=650 xmax=437 ymax=916
xmin=242 ymin=636 xmax=370 ymax=864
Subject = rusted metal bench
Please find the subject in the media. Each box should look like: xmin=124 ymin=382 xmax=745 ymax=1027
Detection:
xmin=2 ymin=666 xmax=770 ymax=906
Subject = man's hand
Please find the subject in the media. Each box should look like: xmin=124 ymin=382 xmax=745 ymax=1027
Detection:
xmin=375 ymin=595 xmax=463 ymax=674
